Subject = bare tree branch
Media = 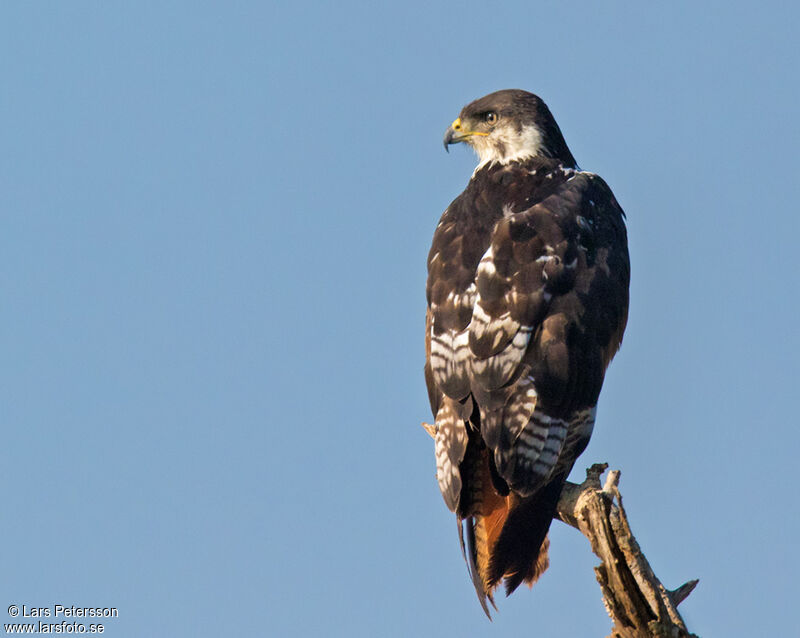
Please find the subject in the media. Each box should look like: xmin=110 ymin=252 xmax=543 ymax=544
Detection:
xmin=556 ymin=464 xmax=699 ymax=638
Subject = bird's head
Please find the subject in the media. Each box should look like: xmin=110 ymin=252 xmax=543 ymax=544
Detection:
xmin=443 ymin=89 xmax=576 ymax=169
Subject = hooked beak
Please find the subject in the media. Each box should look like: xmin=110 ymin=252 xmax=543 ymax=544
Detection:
xmin=443 ymin=117 xmax=487 ymax=152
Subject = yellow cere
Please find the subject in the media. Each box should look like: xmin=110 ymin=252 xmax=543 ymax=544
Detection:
xmin=451 ymin=116 xmax=488 ymax=137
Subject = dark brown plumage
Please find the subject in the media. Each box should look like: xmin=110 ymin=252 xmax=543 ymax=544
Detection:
xmin=425 ymin=90 xmax=630 ymax=615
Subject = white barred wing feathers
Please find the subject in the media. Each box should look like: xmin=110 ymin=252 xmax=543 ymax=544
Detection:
xmin=425 ymin=160 xmax=629 ymax=599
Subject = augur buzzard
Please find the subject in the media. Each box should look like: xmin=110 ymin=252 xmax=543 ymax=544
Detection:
xmin=424 ymin=89 xmax=630 ymax=615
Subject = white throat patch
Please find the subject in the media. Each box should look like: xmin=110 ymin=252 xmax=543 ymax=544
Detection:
xmin=471 ymin=123 xmax=544 ymax=172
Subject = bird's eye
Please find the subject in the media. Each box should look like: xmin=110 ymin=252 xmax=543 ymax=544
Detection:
xmin=485 ymin=112 xmax=498 ymax=125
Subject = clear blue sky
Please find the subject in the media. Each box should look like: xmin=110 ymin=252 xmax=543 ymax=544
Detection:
xmin=2 ymin=2 xmax=798 ymax=636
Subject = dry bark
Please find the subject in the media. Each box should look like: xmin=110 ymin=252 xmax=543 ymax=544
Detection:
xmin=556 ymin=464 xmax=698 ymax=638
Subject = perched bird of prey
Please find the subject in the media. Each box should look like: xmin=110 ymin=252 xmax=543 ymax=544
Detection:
xmin=424 ymin=89 xmax=630 ymax=615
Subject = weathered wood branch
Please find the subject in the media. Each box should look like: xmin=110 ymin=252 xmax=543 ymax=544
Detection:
xmin=556 ymin=464 xmax=698 ymax=638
